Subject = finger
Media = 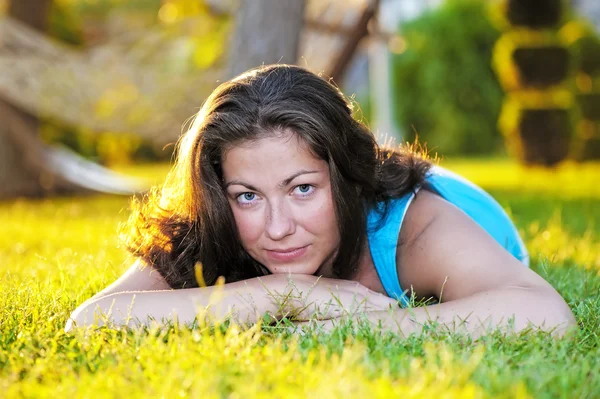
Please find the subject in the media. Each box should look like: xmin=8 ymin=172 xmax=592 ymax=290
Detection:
xmin=366 ymin=295 xmax=398 ymax=310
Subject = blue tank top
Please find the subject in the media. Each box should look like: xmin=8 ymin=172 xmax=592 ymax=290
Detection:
xmin=366 ymin=166 xmax=529 ymax=307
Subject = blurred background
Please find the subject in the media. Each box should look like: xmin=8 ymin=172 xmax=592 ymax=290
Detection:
xmin=1 ymin=0 xmax=600 ymax=200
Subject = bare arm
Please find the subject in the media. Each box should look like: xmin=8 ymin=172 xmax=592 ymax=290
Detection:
xmin=65 ymin=273 xmax=396 ymax=331
xmin=66 ymin=275 xmax=280 ymax=331
xmin=305 ymin=283 xmax=575 ymax=337
xmin=359 ymin=284 xmax=575 ymax=337
xmin=87 ymin=259 xmax=172 ymax=302
xmin=66 ymin=259 xmax=172 ymax=330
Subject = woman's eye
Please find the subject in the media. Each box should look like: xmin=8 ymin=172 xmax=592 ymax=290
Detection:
xmin=237 ymin=192 xmax=257 ymax=204
xmin=294 ymin=184 xmax=315 ymax=196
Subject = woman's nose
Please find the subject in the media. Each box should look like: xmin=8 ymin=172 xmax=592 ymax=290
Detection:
xmin=265 ymin=201 xmax=295 ymax=241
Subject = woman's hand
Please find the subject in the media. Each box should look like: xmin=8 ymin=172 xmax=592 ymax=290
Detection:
xmin=266 ymin=274 xmax=398 ymax=321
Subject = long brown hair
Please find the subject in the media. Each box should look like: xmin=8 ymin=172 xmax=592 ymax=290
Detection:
xmin=124 ymin=64 xmax=431 ymax=288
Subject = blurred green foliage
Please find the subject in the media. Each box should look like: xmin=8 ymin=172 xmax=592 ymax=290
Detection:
xmin=72 ymin=0 xmax=161 ymax=15
xmin=562 ymin=20 xmax=600 ymax=160
xmin=48 ymin=0 xmax=84 ymax=45
xmin=391 ymin=0 xmax=504 ymax=155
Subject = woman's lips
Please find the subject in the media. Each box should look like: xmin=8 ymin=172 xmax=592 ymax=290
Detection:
xmin=266 ymin=245 xmax=309 ymax=262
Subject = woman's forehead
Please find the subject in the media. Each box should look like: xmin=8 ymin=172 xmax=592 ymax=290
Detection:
xmin=223 ymin=130 xmax=314 ymax=161
xmin=221 ymin=133 xmax=328 ymax=184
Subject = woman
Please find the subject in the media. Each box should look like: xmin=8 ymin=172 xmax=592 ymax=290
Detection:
xmin=67 ymin=65 xmax=575 ymax=337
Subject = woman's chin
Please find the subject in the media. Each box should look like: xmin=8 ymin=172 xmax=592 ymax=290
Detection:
xmin=266 ymin=264 xmax=319 ymax=275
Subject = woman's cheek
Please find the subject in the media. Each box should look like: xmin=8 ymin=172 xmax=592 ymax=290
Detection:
xmin=303 ymin=193 xmax=337 ymax=232
xmin=232 ymin=209 xmax=263 ymax=244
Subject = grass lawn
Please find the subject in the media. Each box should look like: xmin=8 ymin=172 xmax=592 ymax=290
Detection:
xmin=1 ymin=158 xmax=599 ymax=398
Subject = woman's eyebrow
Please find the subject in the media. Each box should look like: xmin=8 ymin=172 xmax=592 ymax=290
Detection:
xmin=278 ymin=170 xmax=320 ymax=188
xmin=224 ymin=170 xmax=320 ymax=190
xmin=224 ymin=181 xmax=259 ymax=191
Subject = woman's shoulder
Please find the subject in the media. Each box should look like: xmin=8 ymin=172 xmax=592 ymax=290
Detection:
xmin=396 ymin=183 xmax=530 ymax=302
xmin=395 ymin=188 xmax=467 ymax=299
xmin=92 ymin=259 xmax=172 ymax=300
xmin=364 ymin=188 xmax=441 ymax=303
xmin=397 ymin=189 xmax=447 ymax=251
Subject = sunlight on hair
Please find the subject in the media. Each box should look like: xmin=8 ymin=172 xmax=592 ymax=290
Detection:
xmin=375 ymin=133 xmax=440 ymax=165
xmin=401 ymin=137 xmax=441 ymax=164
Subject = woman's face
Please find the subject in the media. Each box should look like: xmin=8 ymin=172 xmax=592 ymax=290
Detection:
xmin=222 ymin=131 xmax=340 ymax=275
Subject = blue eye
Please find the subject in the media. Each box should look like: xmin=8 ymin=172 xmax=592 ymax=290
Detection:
xmin=294 ymin=184 xmax=315 ymax=196
xmin=237 ymin=192 xmax=257 ymax=204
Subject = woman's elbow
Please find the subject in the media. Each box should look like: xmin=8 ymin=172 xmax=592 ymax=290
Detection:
xmin=64 ymin=293 xmax=123 ymax=332
xmin=550 ymin=303 xmax=577 ymax=337
xmin=530 ymin=286 xmax=577 ymax=337
xmin=64 ymin=303 xmax=94 ymax=332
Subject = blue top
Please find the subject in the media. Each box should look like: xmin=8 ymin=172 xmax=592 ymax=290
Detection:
xmin=366 ymin=166 xmax=529 ymax=307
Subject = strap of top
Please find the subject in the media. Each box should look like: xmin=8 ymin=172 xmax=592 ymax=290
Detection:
xmin=366 ymin=191 xmax=418 ymax=307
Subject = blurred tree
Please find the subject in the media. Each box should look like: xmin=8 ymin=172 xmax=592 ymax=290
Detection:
xmin=0 ymin=0 xmax=57 ymax=198
xmin=227 ymin=0 xmax=305 ymax=77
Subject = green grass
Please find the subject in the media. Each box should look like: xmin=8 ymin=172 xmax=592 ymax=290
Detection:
xmin=1 ymin=158 xmax=599 ymax=398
